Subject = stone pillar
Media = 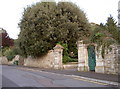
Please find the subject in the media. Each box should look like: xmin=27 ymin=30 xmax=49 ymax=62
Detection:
xmin=95 ymin=46 xmax=105 ymax=73
xmin=77 ymin=41 xmax=89 ymax=71
xmin=53 ymin=44 xmax=64 ymax=69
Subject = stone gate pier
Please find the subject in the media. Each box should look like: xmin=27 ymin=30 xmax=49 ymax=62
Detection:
xmin=95 ymin=46 xmax=105 ymax=73
xmin=53 ymin=44 xmax=64 ymax=69
xmin=77 ymin=41 xmax=89 ymax=71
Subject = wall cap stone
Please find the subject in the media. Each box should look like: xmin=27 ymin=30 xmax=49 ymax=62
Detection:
xmin=53 ymin=44 xmax=64 ymax=49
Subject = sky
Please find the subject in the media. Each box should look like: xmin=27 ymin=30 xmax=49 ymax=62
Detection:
xmin=0 ymin=0 xmax=119 ymax=39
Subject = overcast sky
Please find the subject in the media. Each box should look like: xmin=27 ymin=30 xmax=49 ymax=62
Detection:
xmin=0 ymin=0 xmax=119 ymax=39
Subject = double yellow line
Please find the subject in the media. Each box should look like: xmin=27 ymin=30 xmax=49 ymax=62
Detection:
xmin=73 ymin=77 xmax=109 ymax=85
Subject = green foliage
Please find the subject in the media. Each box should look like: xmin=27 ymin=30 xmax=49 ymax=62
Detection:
xmin=67 ymin=40 xmax=78 ymax=58
xmin=63 ymin=56 xmax=77 ymax=63
xmin=3 ymin=48 xmax=15 ymax=61
xmin=106 ymin=15 xmax=117 ymax=31
xmin=18 ymin=1 xmax=90 ymax=58
xmin=63 ymin=55 xmax=71 ymax=63
xmin=90 ymin=16 xmax=119 ymax=58
xmin=13 ymin=39 xmax=23 ymax=56
xmin=106 ymin=15 xmax=120 ymax=44
xmin=57 ymin=42 xmax=77 ymax=63
xmin=14 ymin=60 xmax=18 ymax=65
xmin=2 ymin=45 xmax=21 ymax=61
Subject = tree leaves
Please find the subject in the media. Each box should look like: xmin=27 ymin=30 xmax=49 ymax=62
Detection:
xmin=18 ymin=2 xmax=90 ymax=58
xmin=0 ymin=29 xmax=14 ymax=48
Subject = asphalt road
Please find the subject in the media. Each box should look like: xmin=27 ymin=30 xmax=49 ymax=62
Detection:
xmin=1 ymin=65 xmax=119 ymax=88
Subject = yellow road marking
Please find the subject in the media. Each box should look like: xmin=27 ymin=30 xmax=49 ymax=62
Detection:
xmin=73 ymin=77 xmax=108 ymax=85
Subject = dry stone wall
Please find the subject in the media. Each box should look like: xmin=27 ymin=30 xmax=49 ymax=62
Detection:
xmin=9 ymin=55 xmax=24 ymax=65
xmin=0 ymin=56 xmax=8 ymax=65
xmin=104 ymin=45 xmax=120 ymax=74
xmin=95 ymin=45 xmax=120 ymax=74
xmin=24 ymin=44 xmax=64 ymax=69
xmin=63 ymin=62 xmax=78 ymax=69
xmin=24 ymin=50 xmax=54 ymax=68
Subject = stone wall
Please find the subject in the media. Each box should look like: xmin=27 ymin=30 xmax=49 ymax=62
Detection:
xmin=24 ymin=50 xmax=54 ymax=68
xmin=104 ymin=45 xmax=120 ymax=74
xmin=63 ymin=62 xmax=78 ymax=69
xmin=77 ymin=40 xmax=120 ymax=74
xmin=8 ymin=55 xmax=24 ymax=65
xmin=0 ymin=56 xmax=8 ymax=65
xmin=24 ymin=44 xmax=64 ymax=69
xmin=95 ymin=45 xmax=120 ymax=74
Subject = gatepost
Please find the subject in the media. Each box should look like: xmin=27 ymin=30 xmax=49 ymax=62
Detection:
xmin=53 ymin=44 xmax=64 ymax=69
xmin=77 ymin=41 xmax=89 ymax=71
xmin=95 ymin=46 xmax=105 ymax=73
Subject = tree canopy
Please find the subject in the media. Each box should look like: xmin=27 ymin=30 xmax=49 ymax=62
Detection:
xmin=89 ymin=16 xmax=120 ymax=58
xmin=0 ymin=28 xmax=14 ymax=48
xmin=90 ymin=16 xmax=120 ymax=46
xmin=18 ymin=2 xmax=90 ymax=57
xmin=106 ymin=15 xmax=120 ymax=44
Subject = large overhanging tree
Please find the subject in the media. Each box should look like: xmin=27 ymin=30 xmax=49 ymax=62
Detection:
xmin=18 ymin=2 xmax=90 ymax=58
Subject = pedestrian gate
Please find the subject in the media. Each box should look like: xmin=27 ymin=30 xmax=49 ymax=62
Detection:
xmin=88 ymin=46 xmax=96 ymax=71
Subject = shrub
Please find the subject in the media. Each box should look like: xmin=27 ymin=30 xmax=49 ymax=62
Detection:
xmin=3 ymin=48 xmax=15 ymax=61
xmin=3 ymin=46 xmax=21 ymax=61
xmin=63 ymin=55 xmax=71 ymax=64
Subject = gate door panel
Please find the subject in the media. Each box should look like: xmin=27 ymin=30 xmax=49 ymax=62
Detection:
xmin=88 ymin=46 xmax=96 ymax=71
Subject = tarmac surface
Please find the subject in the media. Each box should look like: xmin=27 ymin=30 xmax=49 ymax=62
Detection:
xmin=18 ymin=65 xmax=120 ymax=83
xmin=2 ymin=65 xmax=117 ymax=88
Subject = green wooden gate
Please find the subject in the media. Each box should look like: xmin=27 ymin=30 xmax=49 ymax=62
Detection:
xmin=88 ymin=46 xmax=96 ymax=71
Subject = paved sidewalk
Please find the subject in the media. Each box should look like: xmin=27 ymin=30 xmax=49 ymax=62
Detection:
xmin=16 ymin=65 xmax=120 ymax=83
xmin=40 ymin=69 xmax=119 ymax=83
